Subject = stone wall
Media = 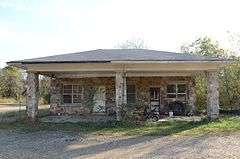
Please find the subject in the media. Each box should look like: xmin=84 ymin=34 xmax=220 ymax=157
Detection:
xmin=50 ymin=77 xmax=115 ymax=115
xmin=127 ymin=77 xmax=193 ymax=113
xmin=50 ymin=76 xmax=194 ymax=116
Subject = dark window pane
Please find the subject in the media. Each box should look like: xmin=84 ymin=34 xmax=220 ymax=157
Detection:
xmin=73 ymin=85 xmax=82 ymax=93
xmin=63 ymin=85 xmax=72 ymax=94
xmin=127 ymin=85 xmax=135 ymax=93
xmin=177 ymin=94 xmax=186 ymax=101
xmin=177 ymin=84 xmax=186 ymax=93
xmin=73 ymin=94 xmax=82 ymax=103
xmin=167 ymin=85 xmax=176 ymax=93
xmin=127 ymin=94 xmax=136 ymax=103
xmin=64 ymin=85 xmax=72 ymax=89
xmin=127 ymin=85 xmax=136 ymax=103
xmin=63 ymin=95 xmax=72 ymax=103
xmin=150 ymin=88 xmax=160 ymax=100
xmin=167 ymin=94 xmax=176 ymax=98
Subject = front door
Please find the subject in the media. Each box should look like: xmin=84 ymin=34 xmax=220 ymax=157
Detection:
xmin=93 ymin=86 xmax=106 ymax=113
xmin=150 ymin=87 xmax=160 ymax=112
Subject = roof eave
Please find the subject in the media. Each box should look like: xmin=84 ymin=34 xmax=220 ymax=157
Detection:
xmin=7 ymin=62 xmax=26 ymax=69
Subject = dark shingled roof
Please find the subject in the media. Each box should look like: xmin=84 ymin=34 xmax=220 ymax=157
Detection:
xmin=8 ymin=49 xmax=224 ymax=64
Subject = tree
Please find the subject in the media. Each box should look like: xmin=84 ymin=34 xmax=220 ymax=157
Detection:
xmin=181 ymin=37 xmax=226 ymax=57
xmin=117 ymin=38 xmax=147 ymax=49
xmin=182 ymin=37 xmax=240 ymax=112
xmin=0 ymin=66 xmax=24 ymax=99
xmin=39 ymin=76 xmax=51 ymax=104
xmin=219 ymin=57 xmax=240 ymax=110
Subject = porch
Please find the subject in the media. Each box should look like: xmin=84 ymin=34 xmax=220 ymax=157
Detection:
xmin=26 ymin=71 xmax=219 ymax=122
xmin=8 ymin=49 xmax=224 ymax=122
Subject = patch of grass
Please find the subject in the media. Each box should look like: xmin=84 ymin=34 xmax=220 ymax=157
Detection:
xmin=0 ymin=116 xmax=240 ymax=136
xmin=0 ymin=98 xmax=18 ymax=104
xmin=0 ymin=107 xmax=50 ymax=122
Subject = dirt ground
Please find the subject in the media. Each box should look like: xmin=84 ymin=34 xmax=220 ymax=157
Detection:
xmin=0 ymin=104 xmax=49 ymax=113
xmin=0 ymin=104 xmax=239 ymax=159
xmin=0 ymin=130 xmax=239 ymax=159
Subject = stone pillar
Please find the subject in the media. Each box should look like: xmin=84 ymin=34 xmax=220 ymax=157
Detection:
xmin=206 ymin=71 xmax=219 ymax=119
xmin=123 ymin=76 xmax=127 ymax=104
xmin=26 ymin=72 xmax=39 ymax=122
xmin=115 ymin=72 xmax=126 ymax=121
xmin=50 ymin=78 xmax=61 ymax=115
xmin=188 ymin=79 xmax=196 ymax=115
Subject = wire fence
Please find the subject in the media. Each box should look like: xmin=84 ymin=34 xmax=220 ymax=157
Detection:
xmin=0 ymin=104 xmax=50 ymax=123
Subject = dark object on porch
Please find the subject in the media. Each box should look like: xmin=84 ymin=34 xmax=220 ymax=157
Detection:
xmin=219 ymin=109 xmax=240 ymax=116
xmin=169 ymin=101 xmax=186 ymax=116
xmin=144 ymin=107 xmax=159 ymax=121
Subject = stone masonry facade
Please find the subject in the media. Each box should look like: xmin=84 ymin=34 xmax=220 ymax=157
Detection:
xmin=50 ymin=76 xmax=196 ymax=116
xmin=26 ymin=73 xmax=39 ymax=121
xmin=207 ymin=71 xmax=219 ymax=119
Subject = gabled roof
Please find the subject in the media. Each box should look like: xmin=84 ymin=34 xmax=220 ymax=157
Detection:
xmin=8 ymin=49 xmax=225 ymax=64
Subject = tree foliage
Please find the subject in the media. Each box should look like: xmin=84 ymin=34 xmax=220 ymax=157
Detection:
xmin=182 ymin=37 xmax=240 ymax=112
xmin=219 ymin=57 xmax=240 ymax=110
xmin=0 ymin=66 xmax=52 ymax=104
xmin=39 ymin=76 xmax=51 ymax=104
xmin=117 ymin=38 xmax=147 ymax=49
xmin=181 ymin=37 xmax=226 ymax=57
xmin=0 ymin=66 xmax=24 ymax=99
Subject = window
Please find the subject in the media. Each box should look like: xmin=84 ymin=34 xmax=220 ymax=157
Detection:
xmin=167 ymin=84 xmax=186 ymax=100
xmin=63 ymin=85 xmax=83 ymax=104
xmin=150 ymin=88 xmax=160 ymax=100
xmin=127 ymin=85 xmax=136 ymax=103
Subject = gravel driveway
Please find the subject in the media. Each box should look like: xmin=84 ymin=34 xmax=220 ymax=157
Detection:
xmin=0 ymin=130 xmax=239 ymax=159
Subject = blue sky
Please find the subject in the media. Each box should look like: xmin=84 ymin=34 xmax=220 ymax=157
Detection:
xmin=1 ymin=0 xmax=240 ymax=67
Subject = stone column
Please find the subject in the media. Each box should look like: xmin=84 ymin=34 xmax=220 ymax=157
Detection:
xmin=123 ymin=76 xmax=127 ymax=104
xmin=206 ymin=71 xmax=219 ymax=119
xmin=50 ymin=78 xmax=61 ymax=115
xmin=115 ymin=72 xmax=126 ymax=121
xmin=26 ymin=72 xmax=39 ymax=122
xmin=188 ymin=79 xmax=196 ymax=115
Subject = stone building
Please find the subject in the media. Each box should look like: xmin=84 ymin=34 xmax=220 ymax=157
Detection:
xmin=7 ymin=49 xmax=227 ymax=121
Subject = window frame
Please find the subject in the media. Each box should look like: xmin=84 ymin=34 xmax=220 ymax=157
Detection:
xmin=166 ymin=83 xmax=187 ymax=101
xmin=62 ymin=84 xmax=83 ymax=104
xmin=127 ymin=84 xmax=136 ymax=104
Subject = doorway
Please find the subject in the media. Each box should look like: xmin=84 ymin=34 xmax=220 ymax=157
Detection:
xmin=150 ymin=87 xmax=161 ymax=112
xmin=93 ymin=86 xmax=106 ymax=113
